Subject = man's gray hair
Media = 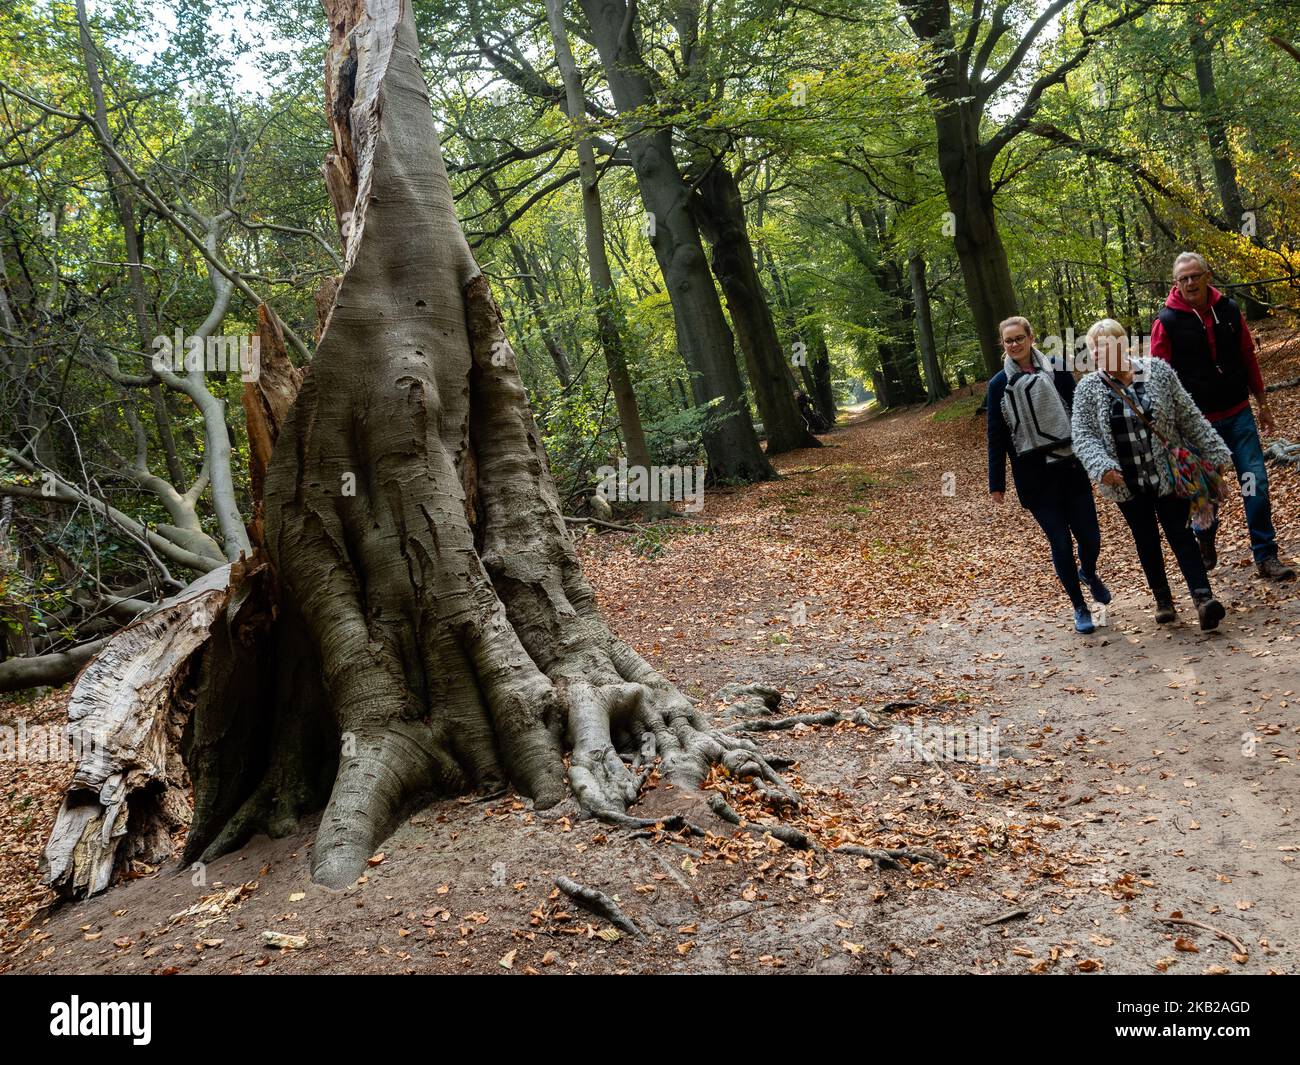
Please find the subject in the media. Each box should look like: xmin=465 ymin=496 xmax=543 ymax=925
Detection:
xmin=1173 ymin=251 xmax=1209 ymax=276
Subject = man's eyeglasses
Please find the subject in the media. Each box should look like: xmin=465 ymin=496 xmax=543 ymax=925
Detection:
xmin=1175 ymin=271 xmax=1206 ymax=286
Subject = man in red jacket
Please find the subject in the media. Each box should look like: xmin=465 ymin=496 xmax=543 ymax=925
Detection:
xmin=1150 ymin=252 xmax=1293 ymax=581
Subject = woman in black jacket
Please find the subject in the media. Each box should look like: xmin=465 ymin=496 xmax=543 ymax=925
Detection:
xmin=987 ymin=317 xmax=1110 ymax=633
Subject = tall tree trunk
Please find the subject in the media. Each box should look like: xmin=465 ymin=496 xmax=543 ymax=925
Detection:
xmin=1080 ymin=155 xmax=1116 ymax=318
xmin=693 ymin=165 xmax=819 ymax=452
xmin=806 ymin=321 xmax=836 ymax=425
xmin=768 ymin=261 xmax=836 ymax=424
xmin=668 ymin=0 xmax=813 ymax=453
xmin=544 ymin=0 xmax=660 ymax=512
xmin=576 ymin=0 xmax=772 ymax=483
xmin=473 ymin=166 xmax=574 ymax=386
xmin=509 ymin=235 xmax=575 ymax=386
xmin=910 ymin=253 xmax=948 ymax=402
xmin=934 ymin=111 xmax=1018 ymax=376
xmin=1191 ymin=25 xmax=1267 ymax=319
xmin=74 ymin=0 xmax=185 ymax=486
xmin=856 ymin=208 xmax=925 ymax=405
xmin=1116 ymin=199 xmax=1140 ymax=322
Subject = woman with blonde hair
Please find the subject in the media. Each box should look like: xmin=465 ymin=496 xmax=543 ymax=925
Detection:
xmin=988 ymin=315 xmax=1108 ymax=634
xmin=1071 ymin=319 xmax=1233 ymax=630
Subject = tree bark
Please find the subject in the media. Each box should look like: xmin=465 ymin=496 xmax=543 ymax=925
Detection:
xmin=74 ymin=0 xmax=186 ymax=486
xmin=576 ymin=0 xmax=773 ymax=483
xmin=544 ymin=0 xmax=661 ymax=512
xmin=1191 ymin=25 xmax=1267 ymax=320
xmin=769 ymin=264 xmax=836 ymax=424
xmin=40 ymin=565 xmax=235 ymax=895
xmin=910 ymin=253 xmax=948 ymax=402
xmin=477 ymin=165 xmax=575 ymax=386
xmin=942 ymin=126 xmax=1017 ymax=377
xmin=0 ymin=637 xmax=111 ymax=693
xmin=693 ymin=164 xmax=819 ymax=452
xmin=857 ymin=208 xmax=925 ymax=406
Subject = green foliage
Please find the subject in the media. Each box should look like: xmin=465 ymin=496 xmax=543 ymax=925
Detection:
xmin=1 ymin=0 xmax=1296 ymax=605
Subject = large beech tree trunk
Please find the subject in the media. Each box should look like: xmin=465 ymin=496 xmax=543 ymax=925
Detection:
xmin=937 ymin=120 xmax=1016 ymax=378
xmin=41 ymin=0 xmax=788 ymax=897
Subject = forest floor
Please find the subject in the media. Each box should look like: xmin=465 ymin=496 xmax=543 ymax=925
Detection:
xmin=2 ymin=321 xmax=1298 ymax=975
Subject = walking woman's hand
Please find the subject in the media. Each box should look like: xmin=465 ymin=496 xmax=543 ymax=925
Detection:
xmin=990 ymin=490 xmax=1005 ymax=504
xmin=1101 ymin=469 xmax=1124 ymax=489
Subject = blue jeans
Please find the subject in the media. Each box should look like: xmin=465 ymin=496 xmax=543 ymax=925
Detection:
xmin=1203 ymin=407 xmax=1276 ymax=563
xmin=1029 ymin=485 xmax=1102 ymax=609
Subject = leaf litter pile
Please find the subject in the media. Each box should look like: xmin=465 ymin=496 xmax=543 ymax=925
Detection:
xmin=2 ymin=320 xmax=1298 ymax=973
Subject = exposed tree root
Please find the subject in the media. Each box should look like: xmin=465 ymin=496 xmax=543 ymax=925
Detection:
xmin=1265 ymin=375 xmax=1300 ymax=393
xmin=726 ymin=708 xmax=886 ymax=733
xmin=555 ymin=876 xmax=645 ymax=939
xmin=703 ymin=792 xmax=810 ymax=848
xmin=832 ymin=845 xmax=946 ymax=870
xmin=724 ymin=700 xmax=938 ymax=734
xmin=707 ymin=792 xmax=742 ymax=824
xmin=749 ymin=822 xmax=812 ymax=849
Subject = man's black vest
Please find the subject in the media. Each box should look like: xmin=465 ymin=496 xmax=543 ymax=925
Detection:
xmin=1157 ymin=297 xmax=1249 ymax=416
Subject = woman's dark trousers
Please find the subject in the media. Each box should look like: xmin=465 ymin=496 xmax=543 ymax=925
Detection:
xmin=1029 ymin=486 xmax=1102 ymax=609
xmin=1117 ymin=491 xmax=1212 ymax=597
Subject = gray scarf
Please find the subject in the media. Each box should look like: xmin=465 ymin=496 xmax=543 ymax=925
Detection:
xmin=1000 ymin=348 xmax=1074 ymax=462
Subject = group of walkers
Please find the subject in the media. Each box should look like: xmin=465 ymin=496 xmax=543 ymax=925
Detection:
xmin=988 ymin=252 xmax=1294 ymax=635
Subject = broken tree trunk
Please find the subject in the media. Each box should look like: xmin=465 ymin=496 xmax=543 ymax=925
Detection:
xmin=38 ymin=305 xmax=304 ymax=898
xmin=40 ymin=563 xmax=235 ymax=897
xmin=42 ymin=0 xmax=791 ymax=899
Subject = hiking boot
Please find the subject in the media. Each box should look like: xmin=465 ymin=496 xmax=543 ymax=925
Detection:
xmin=1198 ymin=535 xmax=1218 ymax=571
xmin=1256 ymin=556 xmax=1296 ymax=582
xmin=1073 ymin=605 xmax=1095 ymax=635
xmin=1153 ymin=587 xmax=1176 ymax=624
xmin=1079 ymin=568 xmax=1112 ymax=605
xmin=1193 ymin=591 xmax=1225 ymax=632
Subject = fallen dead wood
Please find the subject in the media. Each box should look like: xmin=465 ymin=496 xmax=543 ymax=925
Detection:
xmin=981 ymin=908 xmax=1029 ymax=926
xmin=562 ymin=515 xmax=640 ymax=533
xmin=1158 ymin=916 xmax=1247 ymax=957
xmin=39 ymin=302 xmax=304 ymax=900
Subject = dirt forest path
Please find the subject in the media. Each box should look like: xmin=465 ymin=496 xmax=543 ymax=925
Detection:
xmin=2 ymin=328 xmax=1298 ymax=975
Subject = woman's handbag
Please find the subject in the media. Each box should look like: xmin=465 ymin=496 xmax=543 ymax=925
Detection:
xmin=1099 ymin=372 xmax=1228 ymax=531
